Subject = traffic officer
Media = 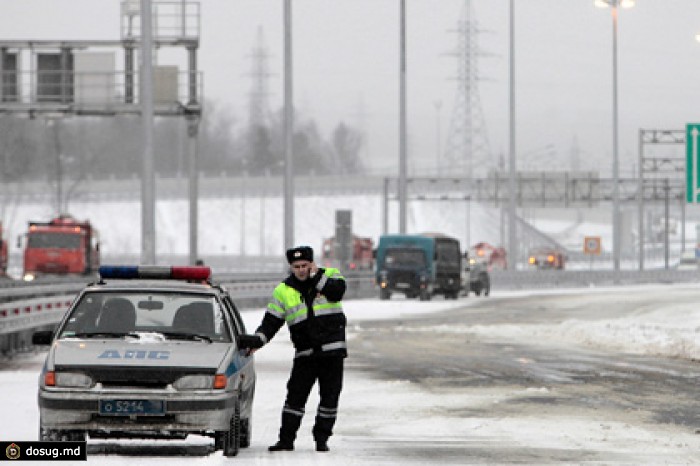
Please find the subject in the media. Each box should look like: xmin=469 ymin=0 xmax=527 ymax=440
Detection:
xmin=242 ymin=245 xmax=347 ymax=453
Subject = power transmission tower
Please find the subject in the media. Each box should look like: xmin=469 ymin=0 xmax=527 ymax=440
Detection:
xmin=442 ymin=0 xmax=492 ymax=178
xmin=247 ymin=26 xmax=273 ymax=128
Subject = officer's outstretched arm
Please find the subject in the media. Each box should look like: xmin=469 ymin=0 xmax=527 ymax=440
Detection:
xmin=254 ymin=312 xmax=284 ymax=347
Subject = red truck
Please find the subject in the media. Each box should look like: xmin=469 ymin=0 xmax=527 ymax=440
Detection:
xmin=20 ymin=215 xmax=100 ymax=281
xmin=321 ymin=235 xmax=374 ymax=271
xmin=469 ymin=242 xmax=507 ymax=270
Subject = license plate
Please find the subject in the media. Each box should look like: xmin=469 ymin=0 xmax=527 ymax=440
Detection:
xmin=396 ymin=283 xmax=410 ymax=289
xmin=99 ymin=399 xmax=165 ymax=416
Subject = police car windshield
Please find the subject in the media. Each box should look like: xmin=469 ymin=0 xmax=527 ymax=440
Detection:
xmin=58 ymin=292 xmax=232 ymax=343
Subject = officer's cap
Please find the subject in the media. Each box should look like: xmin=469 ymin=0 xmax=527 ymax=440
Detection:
xmin=286 ymin=246 xmax=313 ymax=264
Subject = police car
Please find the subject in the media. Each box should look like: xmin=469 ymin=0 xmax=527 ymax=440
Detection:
xmin=32 ymin=265 xmax=255 ymax=457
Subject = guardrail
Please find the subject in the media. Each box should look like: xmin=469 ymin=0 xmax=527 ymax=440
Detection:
xmin=489 ymin=269 xmax=700 ymax=289
xmin=1 ymin=269 xmax=698 ymax=357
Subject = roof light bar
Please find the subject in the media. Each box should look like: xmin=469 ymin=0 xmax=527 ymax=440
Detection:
xmin=99 ymin=265 xmax=211 ymax=281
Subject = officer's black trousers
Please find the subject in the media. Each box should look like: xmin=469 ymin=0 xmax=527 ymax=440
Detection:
xmin=278 ymin=355 xmax=344 ymax=444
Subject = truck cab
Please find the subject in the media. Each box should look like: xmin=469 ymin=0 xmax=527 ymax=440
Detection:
xmin=20 ymin=215 xmax=100 ymax=281
xmin=375 ymin=234 xmax=461 ymax=301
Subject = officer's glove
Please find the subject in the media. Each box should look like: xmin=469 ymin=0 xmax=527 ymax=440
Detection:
xmin=237 ymin=334 xmax=264 ymax=349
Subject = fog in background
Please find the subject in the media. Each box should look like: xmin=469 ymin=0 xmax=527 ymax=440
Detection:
xmin=2 ymin=0 xmax=700 ymax=178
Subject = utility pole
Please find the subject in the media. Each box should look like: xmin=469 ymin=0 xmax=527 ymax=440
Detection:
xmin=507 ymin=0 xmax=518 ymax=270
xmin=398 ymin=0 xmax=407 ymax=234
xmin=140 ymin=0 xmax=156 ymax=264
xmin=283 ymin=0 xmax=294 ymax=250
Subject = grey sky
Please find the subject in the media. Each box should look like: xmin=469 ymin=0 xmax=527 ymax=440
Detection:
xmin=2 ymin=0 xmax=700 ymax=178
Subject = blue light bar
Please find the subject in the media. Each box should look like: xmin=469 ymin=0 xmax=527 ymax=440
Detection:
xmin=99 ymin=265 xmax=211 ymax=281
xmin=99 ymin=266 xmax=139 ymax=279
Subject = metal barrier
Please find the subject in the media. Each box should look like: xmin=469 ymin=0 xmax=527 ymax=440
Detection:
xmin=1 ymin=269 xmax=698 ymax=357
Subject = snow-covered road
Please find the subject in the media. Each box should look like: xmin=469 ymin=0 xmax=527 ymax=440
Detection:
xmin=2 ymin=286 xmax=700 ymax=464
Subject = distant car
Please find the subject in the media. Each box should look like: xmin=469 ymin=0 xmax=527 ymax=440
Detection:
xmin=462 ymin=259 xmax=490 ymax=297
xmin=528 ymin=248 xmax=566 ymax=270
xmin=32 ymin=265 xmax=255 ymax=457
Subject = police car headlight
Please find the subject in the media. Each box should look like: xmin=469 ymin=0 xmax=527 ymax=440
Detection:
xmin=173 ymin=375 xmax=214 ymax=390
xmin=55 ymin=372 xmax=93 ymax=388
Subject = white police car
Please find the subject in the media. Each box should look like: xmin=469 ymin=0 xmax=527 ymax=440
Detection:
xmin=32 ymin=265 xmax=255 ymax=457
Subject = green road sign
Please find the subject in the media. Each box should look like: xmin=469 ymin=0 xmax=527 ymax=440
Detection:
xmin=687 ymin=124 xmax=700 ymax=203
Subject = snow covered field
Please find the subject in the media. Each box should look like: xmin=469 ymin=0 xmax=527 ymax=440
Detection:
xmin=2 ymin=285 xmax=700 ymax=464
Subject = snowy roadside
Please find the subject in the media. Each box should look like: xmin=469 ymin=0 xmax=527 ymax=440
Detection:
xmin=1 ymin=285 xmax=699 ymax=464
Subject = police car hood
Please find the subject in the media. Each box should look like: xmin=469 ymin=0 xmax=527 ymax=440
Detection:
xmin=53 ymin=337 xmax=230 ymax=369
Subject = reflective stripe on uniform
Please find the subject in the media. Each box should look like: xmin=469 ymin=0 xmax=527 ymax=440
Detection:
xmin=287 ymin=309 xmax=309 ymax=326
xmin=266 ymin=307 xmax=285 ymax=320
xmin=314 ymin=303 xmax=343 ymax=317
xmin=317 ymin=406 xmax=337 ymax=418
xmin=285 ymin=303 xmax=308 ymax=322
xmin=294 ymin=341 xmax=347 ymax=358
xmin=283 ymin=405 xmax=305 ymax=417
xmin=322 ymin=341 xmax=346 ymax=352
xmin=316 ymin=273 xmax=328 ymax=290
xmin=267 ymin=297 xmax=285 ymax=319
xmin=294 ymin=349 xmax=313 ymax=358
xmin=255 ymin=331 xmax=268 ymax=344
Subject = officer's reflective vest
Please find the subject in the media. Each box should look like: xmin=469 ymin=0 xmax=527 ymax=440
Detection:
xmin=268 ymin=267 xmax=344 ymax=326
xmin=264 ymin=267 xmax=347 ymax=357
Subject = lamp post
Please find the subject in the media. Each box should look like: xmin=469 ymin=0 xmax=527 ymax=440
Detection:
xmin=507 ymin=0 xmax=517 ymax=270
xmin=595 ymin=0 xmax=634 ymax=273
xmin=398 ymin=0 xmax=407 ymax=234
xmin=283 ymin=0 xmax=294 ymax=251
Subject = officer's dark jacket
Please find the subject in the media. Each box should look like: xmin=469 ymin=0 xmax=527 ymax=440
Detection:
xmin=255 ymin=267 xmax=347 ymax=358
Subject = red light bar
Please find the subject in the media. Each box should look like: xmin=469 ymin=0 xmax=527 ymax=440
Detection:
xmin=99 ymin=265 xmax=211 ymax=281
xmin=172 ymin=266 xmax=211 ymax=281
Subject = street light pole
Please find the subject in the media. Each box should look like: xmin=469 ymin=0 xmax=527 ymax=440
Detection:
xmin=140 ymin=0 xmax=156 ymax=265
xmin=595 ymin=0 xmax=634 ymax=274
xmin=398 ymin=0 xmax=407 ymax=234
xmin=612 ymin=2 xmax=621 ymax=274
xmin=507 ymin=0 xmax=518 ymax=270
xmin=283 ymin=0 xmax=294 ymax=251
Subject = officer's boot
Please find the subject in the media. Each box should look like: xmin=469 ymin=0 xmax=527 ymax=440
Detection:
xmin=315 ymin=439 xmax=330 ymax=452
xmin=269 ymin=408 xmax=303 ymax=452
xmin=313 ymin=405 xmax=337 ymax=452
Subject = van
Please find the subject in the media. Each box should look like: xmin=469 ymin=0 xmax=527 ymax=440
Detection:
xmin=375 ymin=233 xmax=461 ymax=300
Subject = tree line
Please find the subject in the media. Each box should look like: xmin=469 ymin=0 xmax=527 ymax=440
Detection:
xmin=0 ymin=102 xmax=365 ymax=183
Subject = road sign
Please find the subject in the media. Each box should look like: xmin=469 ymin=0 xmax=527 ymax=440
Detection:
xmin=583 ymin=236 xmax=601 ymax=255
xmin=686 ymin=124 xmax=700 ymax=203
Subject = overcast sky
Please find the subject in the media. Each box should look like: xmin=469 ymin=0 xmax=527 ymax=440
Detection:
xmin=2 ymin=0 xmax=700 ymax=177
